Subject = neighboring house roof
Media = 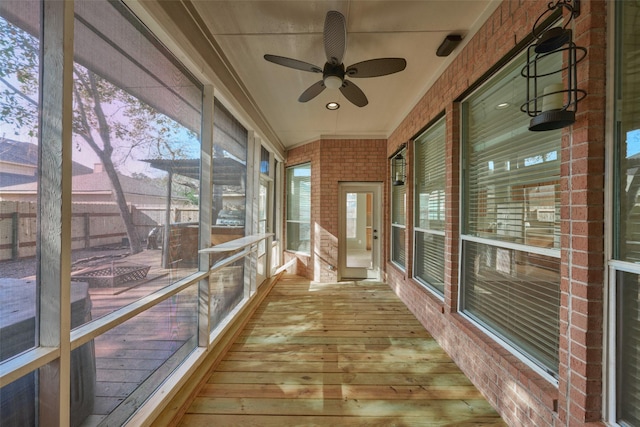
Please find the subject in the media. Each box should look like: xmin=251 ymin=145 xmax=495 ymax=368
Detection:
xmin=0 ymin=138 xmax=93 ymax=187
xmin=73 ymin=172 xmax=167 ymax=197
xmin=0 ymin=138 xmax=173 ymax=200
xmin=0 ymin=138 xmax=39 ymax=166
xmin=0 ymin=171 xmax=167 ymax=198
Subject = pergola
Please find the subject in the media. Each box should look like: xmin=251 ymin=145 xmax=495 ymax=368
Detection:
xmin=142 ymin=157 xmax=246 ymax=267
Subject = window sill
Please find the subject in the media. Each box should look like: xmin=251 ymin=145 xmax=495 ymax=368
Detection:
xmin=410 ymin=277 xmax=445 ymax=314
xmin=451 ymin=313 xmax=559 ymax=412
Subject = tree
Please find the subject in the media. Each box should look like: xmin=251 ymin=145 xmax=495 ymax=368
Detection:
xmin=72 ymin=66 xmax=145 ymax=253
xmin=1 ymin=15 xmax=198 ymax=255
xmin=0 ymin=17 xmax=38 ymax=136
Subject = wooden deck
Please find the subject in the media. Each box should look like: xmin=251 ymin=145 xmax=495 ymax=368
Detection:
xmin=174 ymin=275 xmax=506 ymax=426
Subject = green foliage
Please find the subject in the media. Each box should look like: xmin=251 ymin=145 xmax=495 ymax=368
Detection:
xmin=1 ymin=14 xmax=201 ymax=254
xmin=0 ymin=18 xmax=39 ymax=136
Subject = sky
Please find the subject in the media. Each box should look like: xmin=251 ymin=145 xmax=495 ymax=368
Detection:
xmin=627 ymin=129 xmax=640 ymax=158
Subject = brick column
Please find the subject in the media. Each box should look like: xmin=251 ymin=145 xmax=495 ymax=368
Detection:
xmin=557 ymin=1 xmax=607 ymax=423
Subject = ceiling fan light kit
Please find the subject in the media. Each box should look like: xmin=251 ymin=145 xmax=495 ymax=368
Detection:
xmin=264 ymin=10 xmax=407 ymax=107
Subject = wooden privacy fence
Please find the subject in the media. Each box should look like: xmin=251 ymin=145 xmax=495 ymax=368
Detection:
xmin=0 ymin=201 xmax=198 ymax=261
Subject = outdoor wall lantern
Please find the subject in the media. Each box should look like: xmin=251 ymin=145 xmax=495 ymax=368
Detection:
xmin=392 ymin=152 xmax=406 ymax=186
xmin=520 ymin=0 xmax=587 ymax=131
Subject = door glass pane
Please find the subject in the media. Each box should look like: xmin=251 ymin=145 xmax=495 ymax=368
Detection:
xmin=346 ymin=192 xmax=372 ymax=269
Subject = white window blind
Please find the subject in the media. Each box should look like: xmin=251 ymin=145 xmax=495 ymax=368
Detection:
xmin=461 ymin=51 xmax=561 ymax=377
xmin=286 ymin=163 xmax=311 ymax=254
xmin=464 ymin=58 xmax=561 ymax=247
xmin=391 ymin=149 xmax=406 ymax=267
xmin=414 ymin=118 xmax=446 ymax=294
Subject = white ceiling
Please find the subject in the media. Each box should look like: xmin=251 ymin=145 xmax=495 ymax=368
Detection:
xmin=187 ymin=0 xmax=499 ymax=149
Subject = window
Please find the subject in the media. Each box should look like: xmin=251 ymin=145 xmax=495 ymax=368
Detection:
xmin=414 ymin=118 xmax=446 ymax=295
xmin=461 ymin=50 xmax=561 ymax=378
xmin=612 ymin=1 xmax=640 ymax=424
xmin=286 ymin=163 xmax=311 ymax=254
xmin=260 ymin=145 xmax=270 ymax=175
xmin=391 ymin=149 xmax=407 ymax=268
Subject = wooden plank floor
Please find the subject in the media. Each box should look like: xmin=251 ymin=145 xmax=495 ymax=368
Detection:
xmin=176 ymin=275 xmax=507 ymax=426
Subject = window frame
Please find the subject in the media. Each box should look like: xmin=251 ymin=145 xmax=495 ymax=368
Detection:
xmin=607 ymin=0 xmax=640 ymax=424
xmin=285 ymin=162 xmax=311 ymax=255
xmin=413 ymin=117 xmax=446 ymax=296
xmin=390 ymin=148 xmax=407 ymax=270
xmin=459 ymin=49 xmax=562 ymax=383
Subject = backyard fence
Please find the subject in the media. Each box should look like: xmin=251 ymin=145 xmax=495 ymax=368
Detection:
xmin=0 ymin=201 xmax=199 ymax=261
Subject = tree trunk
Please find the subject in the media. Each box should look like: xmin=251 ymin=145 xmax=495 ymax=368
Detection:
xmin=81 ymin=71 xmax=142 ymax=255
xmin=102 ymin=157 xmax=142 ymax=254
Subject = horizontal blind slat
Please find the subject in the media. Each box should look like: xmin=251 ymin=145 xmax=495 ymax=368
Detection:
xmin=462 ymin=51 xmax=561 ymax=376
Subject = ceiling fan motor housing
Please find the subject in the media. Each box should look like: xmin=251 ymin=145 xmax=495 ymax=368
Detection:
xmin=323 ymin=62 xmax=345 ymax=89
xmin=264 ymin=11 xmax=406 ymax=106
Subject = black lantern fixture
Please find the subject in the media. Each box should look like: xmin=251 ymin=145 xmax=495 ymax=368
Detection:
xmin=520 ymin=0 xmax=587 ymax=131
xmin=392 ymin=152 xmax=406 ymax=186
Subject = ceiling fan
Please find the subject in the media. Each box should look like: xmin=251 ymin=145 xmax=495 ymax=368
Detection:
xmin=264 ymin=10 xmax=407 ymax=107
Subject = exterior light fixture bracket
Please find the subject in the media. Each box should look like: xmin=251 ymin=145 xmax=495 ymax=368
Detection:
xmin=520 ymin=0 xmax=587 ymax=131
xmin=392 ymin=152 xmax=406 ymax=187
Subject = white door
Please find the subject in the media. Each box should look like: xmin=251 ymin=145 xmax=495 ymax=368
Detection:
xmin=338 ymin=182 xmax=382 ymax=280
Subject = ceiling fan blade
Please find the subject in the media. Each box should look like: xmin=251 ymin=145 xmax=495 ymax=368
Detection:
xmin=346 ymin=58 xmax=407 ymax=78
xmin=340 ymin=80 xmax=368 ymax=107
xmin=324 ymin=11 xmax=346 ymax=65
xmin=264 ymin=54 xmax=322 ymax=73
xmin=298 ymin=81 xmax=326 ymax=102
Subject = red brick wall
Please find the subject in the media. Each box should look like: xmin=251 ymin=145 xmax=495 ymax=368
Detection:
xmin=557 ymin=1 xmax=607 ymax=424
xmin=284 ymin=139 xmax=387 ymax=282
xmin=282 ymin=1 xmax=607 ymax=425
xmin=384 ymin=1 xmax=607 ymax=426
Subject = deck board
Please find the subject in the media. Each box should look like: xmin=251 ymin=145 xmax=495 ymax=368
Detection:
xmin=176 ymin=275 xmax=506 ymax=426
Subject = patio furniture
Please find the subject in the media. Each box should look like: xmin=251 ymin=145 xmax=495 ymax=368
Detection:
xmin=0 ymin=279 xmax=95 ymax=427
xmin=71 ymin=262 xmax=150 ymax=289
